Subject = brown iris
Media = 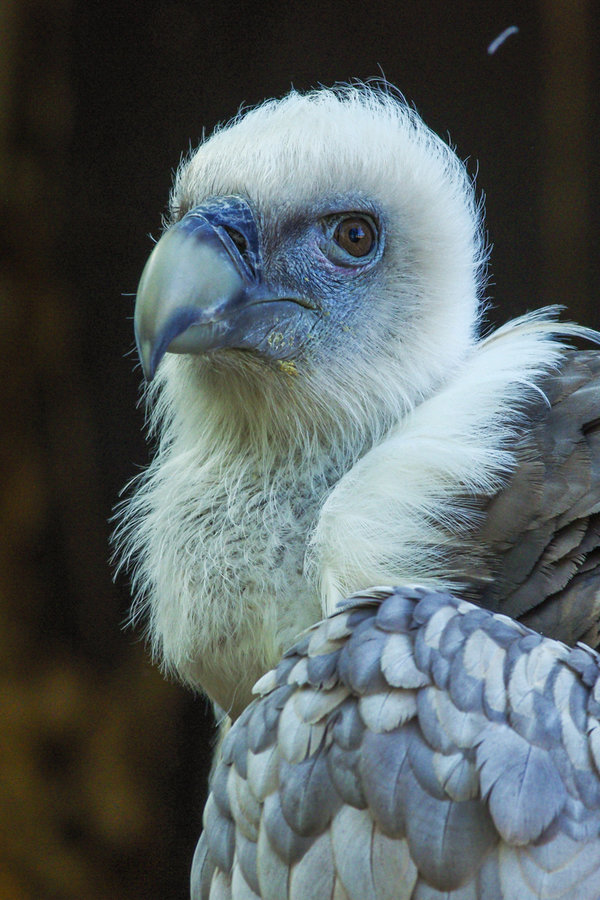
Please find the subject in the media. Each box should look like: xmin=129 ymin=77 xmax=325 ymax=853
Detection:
xmin=333 ymin=217 xmax=375 ymax=258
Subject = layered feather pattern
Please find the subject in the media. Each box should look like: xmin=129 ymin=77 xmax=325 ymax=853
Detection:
xmin=192 ymin=586 xmax=600 ymax=899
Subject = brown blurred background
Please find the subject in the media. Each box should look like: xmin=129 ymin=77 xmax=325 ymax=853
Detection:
xmin=1 ymin=0 xmax=598 ymax=897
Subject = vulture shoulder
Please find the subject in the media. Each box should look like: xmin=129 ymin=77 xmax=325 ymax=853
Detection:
xmin=479 ymin=350 xmax=600 ymax=646
xmin=192 ymin=585 xmax=600 ymax=900
xmin=313 ymin=344 xmax=600 ymax=650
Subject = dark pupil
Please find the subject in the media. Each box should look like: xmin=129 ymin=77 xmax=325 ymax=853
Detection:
xmin=338 ymin=218 xmax=373 ymax=257
xmin=348 ymin=226 xmax=364 ymax=243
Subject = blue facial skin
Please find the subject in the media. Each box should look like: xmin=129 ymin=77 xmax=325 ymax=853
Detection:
xmin=134 ymin=194 xmax=385 ymax=380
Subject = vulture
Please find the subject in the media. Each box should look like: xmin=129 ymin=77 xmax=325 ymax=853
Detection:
xmin=117 ymin=85 xmax=600 ymax=898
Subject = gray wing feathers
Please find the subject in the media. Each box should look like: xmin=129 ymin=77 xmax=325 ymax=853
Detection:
xmin=330 ymin=806 xmax=418 ymax=899
xmin=191 ymin=834 xmax=215 ymax=900
xmin=479 ymin=352 xmax=600 ymax=645
xmin=193 ymin=586 xmax=600 ymax=898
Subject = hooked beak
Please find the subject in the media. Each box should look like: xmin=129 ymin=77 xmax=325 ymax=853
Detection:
xmin=134 ymin=196 xmax=314 ymax=380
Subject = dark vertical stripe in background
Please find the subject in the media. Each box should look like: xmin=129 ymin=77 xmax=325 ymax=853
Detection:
xmin=540 ymin=0 xmax=594 ymax=321
xmin=1 ymin=1 xmax=597 ymax=896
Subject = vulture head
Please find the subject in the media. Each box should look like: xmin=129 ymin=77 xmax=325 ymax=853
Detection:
xmin=136 ymin=86 xmax=485 ymax=448
xmin=120 ymin=85 xmax=590 ymax=717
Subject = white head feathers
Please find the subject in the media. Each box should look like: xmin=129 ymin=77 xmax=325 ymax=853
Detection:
xmin=170 ymin=86 xmax=487 ymax=418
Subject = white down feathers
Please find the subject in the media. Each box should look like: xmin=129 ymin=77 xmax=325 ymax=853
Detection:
xmin=116 ymin=85 xmax=595 ymax=716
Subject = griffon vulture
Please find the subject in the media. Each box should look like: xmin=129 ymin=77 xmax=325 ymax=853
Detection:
xmin=117 ymin=85 xmax=600 ymax=898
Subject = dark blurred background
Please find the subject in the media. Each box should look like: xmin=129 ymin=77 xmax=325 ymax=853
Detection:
xmin=1 ymin=0 xmax=598 ymax=896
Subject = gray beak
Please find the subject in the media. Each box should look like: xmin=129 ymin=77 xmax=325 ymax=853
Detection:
xmin=134 ymin=196 xmax=315 ymax=379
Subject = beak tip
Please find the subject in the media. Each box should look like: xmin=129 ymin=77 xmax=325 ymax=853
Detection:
xmin=135 ymin=333 xmax=158 ymax=382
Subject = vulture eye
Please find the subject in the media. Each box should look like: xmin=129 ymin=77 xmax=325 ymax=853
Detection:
xmin=319 ymin=213 xmax=380 ymax=267
xmin=333 ymin=217 xmax=375 ymax=257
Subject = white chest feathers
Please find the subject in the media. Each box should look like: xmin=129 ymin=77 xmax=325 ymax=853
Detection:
xmin=126 ymin=446 xmax=332 ymax=715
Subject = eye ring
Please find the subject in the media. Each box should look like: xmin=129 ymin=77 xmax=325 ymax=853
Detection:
xmin=333 ymin=216 xmax=375 ymax=258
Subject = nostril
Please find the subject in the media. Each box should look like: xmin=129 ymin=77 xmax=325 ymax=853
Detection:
xmin=223 ymin=227 xmax=248 ymax=256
